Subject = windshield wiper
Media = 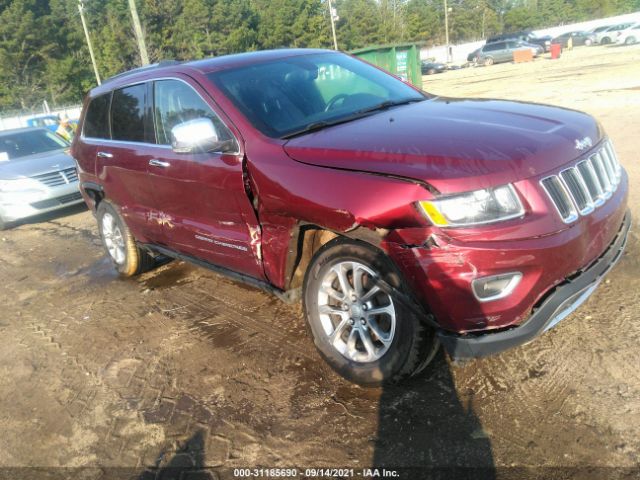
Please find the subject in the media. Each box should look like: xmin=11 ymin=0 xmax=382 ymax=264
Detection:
xmin=281 ymin=97 xmax=424 ymax=140
xmin=354 ymin=97 xmax=423 ymax=115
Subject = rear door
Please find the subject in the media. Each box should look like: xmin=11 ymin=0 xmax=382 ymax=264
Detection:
xmin=98 ymin=83 xmax=163 ymax=242
xmin=144 ymin=77 xmax=264 ymax=279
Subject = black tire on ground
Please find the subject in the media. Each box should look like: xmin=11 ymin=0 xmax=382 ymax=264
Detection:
xmin=427 ymin=68 xmax=436 ymax=75
xmin=302 ymin=238 xmax=438 ymax=386
xmin=96 ymin=201 xmax=156 ymax=277
xmin=625 ymin=36 xmax=636 ymax=45
xmin=484 ymin=57 xmax=494 ymax=66
xmin=601 ymin=37 xmax=611 ymax=45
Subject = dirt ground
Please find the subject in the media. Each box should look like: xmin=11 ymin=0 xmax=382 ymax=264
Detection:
xmin=1 ymin=44 xmax=639 ymax=479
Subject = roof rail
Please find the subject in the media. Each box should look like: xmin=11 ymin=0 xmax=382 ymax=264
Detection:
xmin=104 ymin=60 xmax=182 ymax=84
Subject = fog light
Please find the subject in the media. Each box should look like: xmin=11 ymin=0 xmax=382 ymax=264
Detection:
xmin=472 ymin=272 xmax=522 ymax=302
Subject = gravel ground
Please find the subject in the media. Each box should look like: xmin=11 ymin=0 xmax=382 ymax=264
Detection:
xmin=0 ymin=44 xmax=638 ymax=479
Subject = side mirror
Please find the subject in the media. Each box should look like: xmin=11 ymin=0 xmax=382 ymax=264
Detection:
xmin=170 ymin=118 xmax=230 ymax=154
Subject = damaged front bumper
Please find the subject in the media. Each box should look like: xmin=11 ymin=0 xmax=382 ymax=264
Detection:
xmin=437 ymin=210 xmax=631 ymax=359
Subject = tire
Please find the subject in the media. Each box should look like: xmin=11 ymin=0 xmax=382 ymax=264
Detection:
xmin=484 ymin=57 xmax=494 ymax=66
xmin=585 ymin=39 xmax=592 ymax=46
xmin=427 ymin=68 xmax=436 ymax=75
xmin=601 ymin=37 xmax=611 ymax=45
xmin=96 ymin=201 xmax=155 ymax=277
xmin=302 ymin=238 xmax=438 ymax=386
xmin=625 ymin=36 xmax=636 ymax=45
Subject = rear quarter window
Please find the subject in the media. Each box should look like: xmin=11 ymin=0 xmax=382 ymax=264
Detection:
xmin=84 ymin=94 xmax=111 ymax=139
xmin=111 ymin=84 xmax=146 ymax=143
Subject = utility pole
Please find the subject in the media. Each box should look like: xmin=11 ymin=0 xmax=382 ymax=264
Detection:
xmin=444 ymin=0 xmax=451 ymax=63
xmin=78 ymin=0 xmax=101 ymax=85
xmin=127 ymin=0 xmax=150 ymax=65
xmin=328 ymin=0 xmax=339 ymax=50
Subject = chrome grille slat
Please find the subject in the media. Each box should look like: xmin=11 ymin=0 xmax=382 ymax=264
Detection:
xmin=559 ymin=167 xmax=593 ymax=215
xmin=541 ymin=176 xmax=578 ymax=223
xmin=30 ymin=167 xmax=78 ymax=188
xmin=576 ymin=160 xmax=605 ymax=207
xmin=542 ymin=140 xmax=622 ymax=223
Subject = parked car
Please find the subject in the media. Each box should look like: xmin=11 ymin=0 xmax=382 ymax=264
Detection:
xmin=552 ymin=31 xmax=596 ymax=47
xmin=72 ymin=49 xmax=629 ymax=385
xmin=487 ymin=31 xmax=553 ymax=52
xmin=467 ymin=48 xmax=481 ymax=63
xmin=421 ymin=61 xmax=447 ymax=75
xmin=0 ymin=127 xmax=82 ymax=230
xmin=588 ymin=25 xmax=613 ymax=35
xmin=477 ymin=40 xmax=538 ymax=65
xmin=26 ymin=114 xmax=78 ymax=133
xmin=595 ymin=23 xmax=635 ymax=44
xmin=616 ymin=23 xmax=640 ymax=45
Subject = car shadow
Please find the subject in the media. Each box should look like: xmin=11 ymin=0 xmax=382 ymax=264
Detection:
xmin=137 ymin=429 xmax=214 ymax=480
xmin=372 ymin=249 xmax=496 ymax=478
xmin=373 ymin=351 xmax=495 ymax=479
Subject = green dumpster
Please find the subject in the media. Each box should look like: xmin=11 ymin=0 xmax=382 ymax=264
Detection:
xmin=350 ymin=43 xmax=422 ymax=87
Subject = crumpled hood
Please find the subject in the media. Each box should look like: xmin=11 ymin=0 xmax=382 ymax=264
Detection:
xmin=284 ymin=97 xmax=602 ymax=194
xmin=0 ymin=149 xmax=75 ymax=180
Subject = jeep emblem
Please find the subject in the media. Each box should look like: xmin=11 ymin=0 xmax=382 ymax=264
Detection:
xmin=575 ymin=137 xmax=593 ymax=151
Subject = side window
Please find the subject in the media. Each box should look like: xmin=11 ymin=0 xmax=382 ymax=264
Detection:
xmin=84 ymin=93 xmax=111 ymax=139
xmin=111 ymin=84 xmax=146 ymax=142
xmin=484 ymin=43 xmax=501 ymax=52
xmin=153 ymin=79 xmax=233 ymax=147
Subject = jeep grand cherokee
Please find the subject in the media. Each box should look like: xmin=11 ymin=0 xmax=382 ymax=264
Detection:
xmin=71 ymin=49 xmax=630 ymax=385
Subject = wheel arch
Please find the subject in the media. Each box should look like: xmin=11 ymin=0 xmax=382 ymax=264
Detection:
xmin=80 ymin=182 xmax=105 ymax=211
xmin=283 ymin=222 xmax=390 ymax=291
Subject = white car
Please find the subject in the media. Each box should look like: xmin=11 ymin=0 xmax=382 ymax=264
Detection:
xmin=595 ymin=22 xmax=636 ymax=44
xmin=616 ymin=23 xmax=640 ymax=45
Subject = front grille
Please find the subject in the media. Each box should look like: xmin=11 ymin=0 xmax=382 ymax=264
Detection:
xmin=30 ymin=191 xmax=82 ymax=210
xmin=30 ymin=167 xmax=78 ymax=188
xmin=541 ymin=140 xmax=622 ymax=223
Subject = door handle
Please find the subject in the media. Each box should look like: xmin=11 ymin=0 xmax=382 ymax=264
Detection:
xmin=97 ymin=151 xmax=113 ymax=158
xmin=149 ymin=159 xmax=170 ymax=168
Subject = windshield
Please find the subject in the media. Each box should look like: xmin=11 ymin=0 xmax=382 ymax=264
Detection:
xmin=208 ymin=52 xmax=426 ymax=138
xmin=0 ymin=129 xmax=68 ymax=161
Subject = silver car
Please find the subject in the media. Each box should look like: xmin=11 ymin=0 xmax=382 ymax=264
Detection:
xmin=0 ymin=127 xmax=83 ymax=229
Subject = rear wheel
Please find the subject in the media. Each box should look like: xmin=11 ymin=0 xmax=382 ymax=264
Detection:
xmin=484 ymin=57 xmax=494 ymax=66
xmin=625 ymin=36 xmax=636 ymax=45
xmin=97 ymin=201 xmax=155 ymax=277
xmin=585 ymin=38 xmax=592 ymax=46
xmin=303 ymin=238 xmax=438 ymax=386
xmin=601 ymin=36 xmax=611 ymax=45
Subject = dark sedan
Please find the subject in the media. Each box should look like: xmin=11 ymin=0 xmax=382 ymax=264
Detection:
xmin=552 ymin=31 xmax=596 ymax=47
xmin=421 ymin=61 xmax=447 ymax=75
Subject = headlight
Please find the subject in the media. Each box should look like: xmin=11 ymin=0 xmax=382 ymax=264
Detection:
xmin=418 ymin=184 xmax=524 ymax=227
xmin=0 ymin=178 xmax=45 ymax=193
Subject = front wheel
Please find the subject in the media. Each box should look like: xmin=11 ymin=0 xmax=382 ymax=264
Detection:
xmin=601 ymin=37 xmax=611 ymax=45
xmin=97 ymin=201 xmax=155 ymax=277
xmin=484 ymin=57 xmax=494 ymax=66
xmin=303 ymin=239 xmax=438 ymax=386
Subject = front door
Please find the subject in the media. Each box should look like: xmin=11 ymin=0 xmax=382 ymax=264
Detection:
xmin=145 ymin=77 xmax=264 ymax=280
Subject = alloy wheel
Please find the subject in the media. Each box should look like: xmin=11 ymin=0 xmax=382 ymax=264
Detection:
xmin=102 ymin=212 xmax=126 ymax=265
xmin=316 ymin=261 xmax=396 ymax=363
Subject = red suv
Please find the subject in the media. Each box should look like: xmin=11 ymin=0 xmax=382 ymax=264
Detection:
xmin=72 ymin=49 xmax=630 ymax=385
